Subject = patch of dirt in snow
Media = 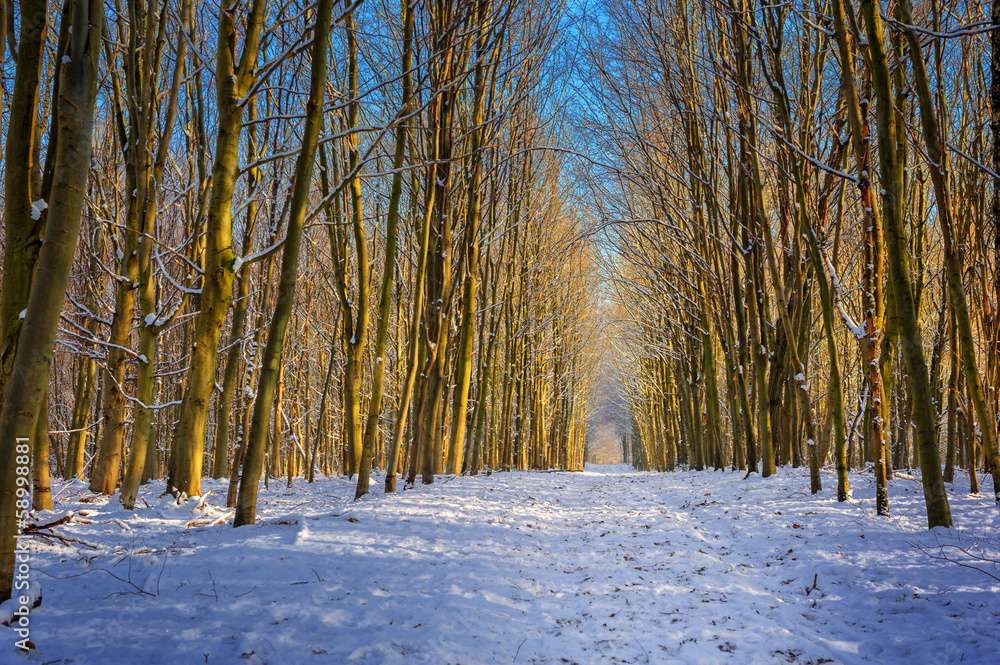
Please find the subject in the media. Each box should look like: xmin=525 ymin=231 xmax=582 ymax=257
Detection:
xmin=5 ymin=467 xmax=999 ymax=665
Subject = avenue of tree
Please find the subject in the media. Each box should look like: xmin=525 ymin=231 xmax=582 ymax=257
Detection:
xmin=0 ymin=0 xmax=998 ymax=602
xmin=592 ymin=0 xmax=1000 ymax=532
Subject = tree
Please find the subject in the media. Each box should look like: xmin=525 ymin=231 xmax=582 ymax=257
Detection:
xmin=168 ymin=0 xmax=269 ymax=499
xmin=233 ymin=0 xmax=335 ymax=526
xmin=0 ymin=0 xmax=103 ymax=601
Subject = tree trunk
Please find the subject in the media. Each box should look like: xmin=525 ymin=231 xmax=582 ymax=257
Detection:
xmin=169 ymin=0 xmax=269 ymax=499
xmin=899 ymin=0 xmax=1000 ymax=506
xmin=832 ymin=0 xmax=887 ymax=512
xmin=0 ymin=0 xmax=47 ymax=408
xmin=0 ymin=0 xmax=102 ymax=600
xmin=233 ymin=0 xmax=333 ymax=526
xmin=356 ymin=0 xmax=415 ymax=498
xmin=860 ymin=0 xmax=952 ymax=527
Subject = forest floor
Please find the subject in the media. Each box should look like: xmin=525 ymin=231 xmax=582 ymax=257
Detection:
xmin=4 ymin=463 xmax=999 ymax=665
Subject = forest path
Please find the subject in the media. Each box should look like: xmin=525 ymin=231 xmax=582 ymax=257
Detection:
xmin=19 ymin=465 xmax=1000 ymax=664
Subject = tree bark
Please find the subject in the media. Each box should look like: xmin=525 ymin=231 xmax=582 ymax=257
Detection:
xmin=356 ymin=0 xmax=415 ymax=498
xmin=169 ymin=0 xmax=269 ymax=498
xmin=899 ymin=0 xmax=1000 ymax=506
xmin=233 ymin=0 xmax=334 ymax=526
xmin=0 ymin=0 xmax=102 ymax=600
xmin=860 ymin=0 xmax=952 ymax=527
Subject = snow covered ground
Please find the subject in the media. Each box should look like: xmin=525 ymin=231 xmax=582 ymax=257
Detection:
xmin=5 ymin=464 xmax=999 ymax=665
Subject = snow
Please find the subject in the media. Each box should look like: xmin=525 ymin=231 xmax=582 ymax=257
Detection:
xmin=30 ymin=200 xmax=47 ymax=221
xmin=7 ymin=466 xmax=998 ymax=664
